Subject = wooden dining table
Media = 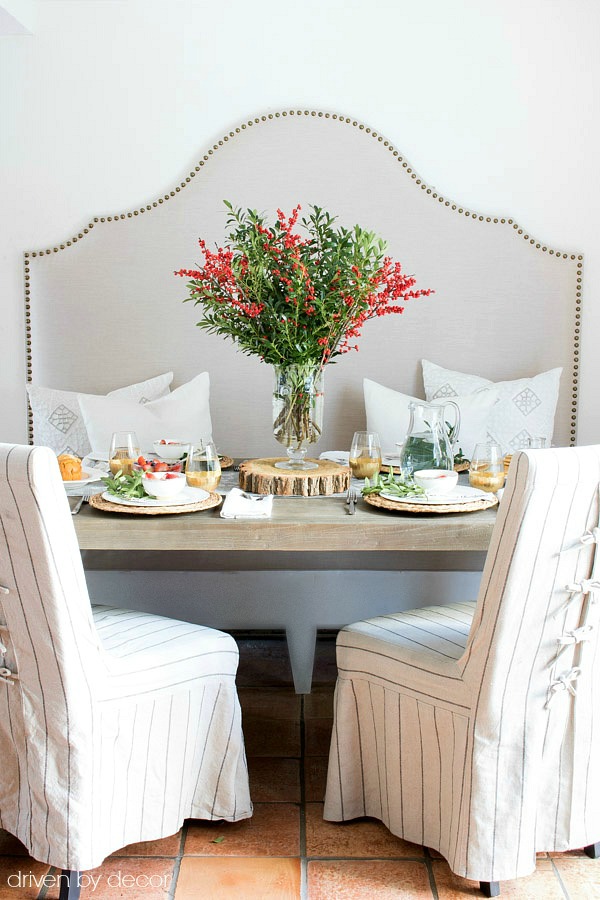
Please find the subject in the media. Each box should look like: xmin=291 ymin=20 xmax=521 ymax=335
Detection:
xmin=74 ymin=494 xmax=497 ymax=691
xmin=74 ymin=494 xmax=496 ymax=552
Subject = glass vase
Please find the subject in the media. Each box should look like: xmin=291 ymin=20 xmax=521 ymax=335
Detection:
xmin=272 ymin=364 xmax=324 ymax=469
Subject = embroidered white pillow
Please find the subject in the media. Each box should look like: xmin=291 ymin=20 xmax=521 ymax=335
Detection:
xmin=27 ymin=372 xmax=174 ymax=458
xmin=79 ymin=371 xmax=212 ymax=457
xmin=422 ymin=360 xmax=562 ymax=453
xmin=363 ymin=378 xmax=500 ymax=460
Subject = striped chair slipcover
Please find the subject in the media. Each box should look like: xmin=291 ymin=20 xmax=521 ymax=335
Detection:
xmin=324 ymin=445 xmax=600 ymax=894
xmin=0 ymin=444 xmax=252 ymax=887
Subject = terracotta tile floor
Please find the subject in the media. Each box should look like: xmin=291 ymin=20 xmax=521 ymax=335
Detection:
xmin=1 ymin=634 xmax=598 ymax=898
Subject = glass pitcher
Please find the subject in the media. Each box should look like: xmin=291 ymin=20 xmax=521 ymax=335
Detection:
xmin=398 ymin=401 xmax=460 ymax=476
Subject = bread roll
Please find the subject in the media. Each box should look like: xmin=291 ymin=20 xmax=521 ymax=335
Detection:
xmin=57 ymin=453 xmax=82 ymax=481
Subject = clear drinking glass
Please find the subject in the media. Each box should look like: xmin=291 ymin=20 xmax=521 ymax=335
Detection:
xmin=504 ymin=436 xmax=547 ymax=474
xmin=396 ymin=441 xmax=413 ymax=481
xmin=525 ymin=436 xmax=547 ymax=449
xmin=469 ymin=441 xmax=505 ymax=492
xmin=185 ymin=441 xmax=222 ymax=491
xmin=108 ymin=431 xmax=140 ymax=476
xmin=349 ymin=431 xmax=382 ymax=480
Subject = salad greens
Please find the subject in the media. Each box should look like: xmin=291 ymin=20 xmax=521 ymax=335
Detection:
xmin=361 ymin=471 xmax=425 ymax=498
xmin=101 ymin=469 xmax=146 ymax=500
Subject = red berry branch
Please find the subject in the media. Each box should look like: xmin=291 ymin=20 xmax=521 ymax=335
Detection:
xmin=175 ymin=202 xmax=433 ymax=369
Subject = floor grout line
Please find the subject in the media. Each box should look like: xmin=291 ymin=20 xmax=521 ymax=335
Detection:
xmin=299 ymin=693 xmax=308 ymax=900
xmin=550 ymin=856 xmax=572 ymax=900
xmin=167 ymin=822 xmax=189 ymax=899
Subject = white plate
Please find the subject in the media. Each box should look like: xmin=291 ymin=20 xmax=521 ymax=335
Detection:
xmin=319 ymin=451 xmax=350 ymax=465
xmin=63 ymin=467 xmax=107 ymax=487
xmin=380 ymin=485 xmax=490 ymax=506
xmin=85 ymin=452 xmax=109 ymax=463
xmin=101 ymin=487 xmax=209 ymax=507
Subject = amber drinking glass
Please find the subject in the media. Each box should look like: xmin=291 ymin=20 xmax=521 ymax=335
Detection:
xmin=349 ymin=431 xmax=382 ymax=480
xmin=469 ymin=442 xmax=505 ymax=493
xmin=185 ymin=441 xmax=222 ymax=491
xmin=108 ymin=431 xmax=140 ymax=476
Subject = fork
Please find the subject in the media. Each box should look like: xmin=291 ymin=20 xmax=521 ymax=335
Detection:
xmin=346 ymin=487 xmax=358 ymax=515
xmin=70 ymin=488 xmax=94 ymax=516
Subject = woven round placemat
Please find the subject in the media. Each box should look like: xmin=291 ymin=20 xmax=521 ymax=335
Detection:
xmin=218 ymin=455 xmax=234 ymax=470
xmin=363 ymin=492 xmax=498 ymax=514
xmin=89 ymin=491 xmax=222 ymax=516
xmin=381 ymin=460 xmax=470 ymax=475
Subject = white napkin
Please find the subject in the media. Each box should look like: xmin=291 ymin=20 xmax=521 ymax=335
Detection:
xmin=220 ymin=488 xmax=273 ymax=518
xmin=319 ymin=450 xmax=350 ymax=465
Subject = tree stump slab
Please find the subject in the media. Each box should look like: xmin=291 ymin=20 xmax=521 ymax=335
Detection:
xmin=238 ymin=458 xmax=350 ymax=496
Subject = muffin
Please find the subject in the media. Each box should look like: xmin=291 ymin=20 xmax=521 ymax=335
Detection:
xmin=57 ymin=453 xmax=82 ymax=481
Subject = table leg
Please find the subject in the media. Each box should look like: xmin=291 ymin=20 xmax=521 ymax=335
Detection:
xmin=285 ymin=624 xmax=317 ymax=693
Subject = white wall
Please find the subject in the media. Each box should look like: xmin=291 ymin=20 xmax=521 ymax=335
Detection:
xmin=1 ymin=0 xmax=599 ymax=444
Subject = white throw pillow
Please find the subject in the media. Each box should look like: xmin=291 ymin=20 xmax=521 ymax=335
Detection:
xmin=363 ymin=378 xmax=500 ymax=460
xmin=79 ymin=371 xmax=212 ymax=457
xmin=422 ymin=360 xmax=562 ymax=453
xmin=27 ymin=372 xmax=174 ymax=458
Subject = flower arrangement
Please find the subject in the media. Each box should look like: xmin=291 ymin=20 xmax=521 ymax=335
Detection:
xmin=175 ymin=202 xmax=432 ymax=467
xmin=175 ymin=201 xmax=433 ymax=368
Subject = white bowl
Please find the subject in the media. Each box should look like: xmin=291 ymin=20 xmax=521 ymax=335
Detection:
xmin=413 ymin=468 xmax=458 ymax=495
xmin=142 ymin=471 xmax=186 ymax=500
xmin=152 ymin=439 xmax=189 ymax=460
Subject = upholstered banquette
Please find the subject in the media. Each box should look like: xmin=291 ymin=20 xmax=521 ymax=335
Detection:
xmin=24 ymin=110 xmax=582 ymax=458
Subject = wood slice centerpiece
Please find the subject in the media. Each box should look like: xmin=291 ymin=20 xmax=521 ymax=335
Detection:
xmin=238 ymin=458 xmax=350 ymax=496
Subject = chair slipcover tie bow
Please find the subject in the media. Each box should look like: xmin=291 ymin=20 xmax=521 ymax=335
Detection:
xmin=545 ymin=667 xmax=582 ymax=709
xmin=0 ymin=666 xmax=18 ymax=685
xmin=580 ymin=527 xmax=600 ymax=546
xmin=0 ymin=604 xmax=11 ymax=684
xmin=0 ymin=617 xmax=16 ymax=681
xmin=555 ymin=625 xmax=594 ymax=661
xmin=564 ymin=579 xmax=600 ymax=607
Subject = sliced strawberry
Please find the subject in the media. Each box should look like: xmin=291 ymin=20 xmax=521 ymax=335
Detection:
xmin=137 ymin=455 xmax=147 ymax=466
xmin=154 ymin=461 xmax=168 ymax=472
xmin=170 ymin=463 xmax=182 ymax=472
xmin=145 ymin=472 xmax=156 ymax=479
xmin=165 ymin=472 xmax=179 ymax=479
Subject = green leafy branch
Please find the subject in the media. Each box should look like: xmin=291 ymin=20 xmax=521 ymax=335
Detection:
xmin=361 ymin=471 xmax=425 ymax=498
xmin=101 ymin=470 xmax=146 ymax=499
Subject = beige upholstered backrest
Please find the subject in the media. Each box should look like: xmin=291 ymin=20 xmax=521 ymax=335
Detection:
xmin=25 ymin=111 xmax=582 ymax=457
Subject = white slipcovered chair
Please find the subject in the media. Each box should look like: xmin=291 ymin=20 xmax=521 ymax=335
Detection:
xmin=0 ymin=443 xmax=252 ymax=899
xmin=324 ymin=445 xmax=600 ymax=896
